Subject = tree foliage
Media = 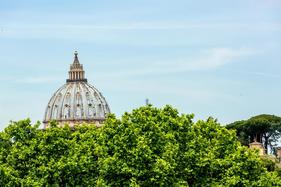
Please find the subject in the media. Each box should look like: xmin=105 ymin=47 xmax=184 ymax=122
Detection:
xmin=0 ymin=106 xmax=281 ymax=186
xmin=226 ymin=114 xmax=281 ymax=154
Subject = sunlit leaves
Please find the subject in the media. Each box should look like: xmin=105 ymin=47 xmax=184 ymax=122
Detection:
xmin=0 ymin=106 xmax=280 ymax=186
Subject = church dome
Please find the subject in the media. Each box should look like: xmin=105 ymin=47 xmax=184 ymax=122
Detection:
xmin=43 ymin=51 xmax=110 ymax=128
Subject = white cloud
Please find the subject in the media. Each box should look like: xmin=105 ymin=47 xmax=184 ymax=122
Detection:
xmin=183 ymin=47 xmax=256 ymax=71
xmin=152 ymin=47 xmax=256 ymax=73
xmin=93 ymin=47 xmax=257 ymax=79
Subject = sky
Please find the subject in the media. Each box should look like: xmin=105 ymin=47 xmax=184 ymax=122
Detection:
xmin=0 ymin=0 xmax=281 ymax=130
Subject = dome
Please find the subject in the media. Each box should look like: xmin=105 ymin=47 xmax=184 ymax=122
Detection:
xmin=43 ymin=51 xmax=110 ymax=128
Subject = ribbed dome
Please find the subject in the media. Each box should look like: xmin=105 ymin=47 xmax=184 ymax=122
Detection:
xmin=43 ymin=51 xmax=110 ymax=128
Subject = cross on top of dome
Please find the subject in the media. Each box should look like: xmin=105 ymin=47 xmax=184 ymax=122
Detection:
xmin=73 ymin=51 xmax=80 ymax=64
xmin=66 ymin=51 xmax=87 ymax=83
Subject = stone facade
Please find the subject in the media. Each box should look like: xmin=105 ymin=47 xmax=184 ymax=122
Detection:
xmin=249 ymin=141 xmax=265 ymax=156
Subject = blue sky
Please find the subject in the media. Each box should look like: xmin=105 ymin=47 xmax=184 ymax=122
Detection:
xmin=0 ymin=0 xmax=281 ymax=129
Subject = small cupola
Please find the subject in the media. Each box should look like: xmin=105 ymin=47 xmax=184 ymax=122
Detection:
xmin=66 ymin=51 xmax=87 ymax=83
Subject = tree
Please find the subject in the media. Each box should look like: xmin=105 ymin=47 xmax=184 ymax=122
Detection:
xmin=0 ymin=119 xmax=101 ymax=186
xmin=226 ymin=114 xmax=281 ymax=154
xmin=0 ymin=106 xmax=281 ymax=186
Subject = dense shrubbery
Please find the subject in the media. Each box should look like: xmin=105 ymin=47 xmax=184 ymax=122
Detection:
xmin=1 ymin=105 xmax=281 ymax=186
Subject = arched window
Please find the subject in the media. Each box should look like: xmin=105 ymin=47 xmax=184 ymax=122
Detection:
xmin=88 ymin=105 xmax=96 ymax=117
xmin=98 ymin=104 xmax=103 ymax=117
xmin=65 ymin=92 xmax=71 ymax=105
xmin=86 ymin=92 xmax=91 ymax=104
xmin=53 ymin=105 xmax=58 ymax=119
xmin=76 ymin=105 xmax=82 ymax=118
xmin=63 ymin=93 xmax=71 ymax=118
xmin=76 ymin=92 xmax=83 ymax=105
xmin=64 ymin=104 xmax=70 ymax=119
xmin=55 ymin=94 xmax=62 ymax=118
xmin=76 ymin=93 xmax=83 ymax=118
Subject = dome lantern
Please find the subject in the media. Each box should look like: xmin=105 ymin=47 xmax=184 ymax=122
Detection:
xmin=67 ymin=51 xmax=87 ymax=83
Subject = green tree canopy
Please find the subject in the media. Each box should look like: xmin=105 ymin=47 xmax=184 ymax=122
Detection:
xmin=0 ymin=106 xmax=281 ymax=186
xmin=226 ymin=114 xmax=281 ymax=154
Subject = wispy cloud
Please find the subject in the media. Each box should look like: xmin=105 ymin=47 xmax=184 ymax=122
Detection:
xmin=0 ymin=47 xmax=254 ymax=88
xmin=169 ymin=47 xmax=256 ymax=72
xmin=1 ymin=21 xmax=281 ymax=30
xmin=14 ymin=76 xmax=63 ymax=84
xmin=93 ymin=47 xmax=257 ymax=78
xmin=0 ymin=22 xmax=280 ymax=40
xmin=230 ymin=70 xmax=281 ymax=79
xmin=8 ymin=47 xmax=257 ymax=85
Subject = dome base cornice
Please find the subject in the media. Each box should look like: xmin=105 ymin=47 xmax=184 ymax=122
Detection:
xmin=66 ymin=79 xmax=88 ymax=83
